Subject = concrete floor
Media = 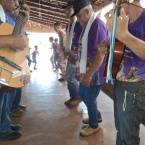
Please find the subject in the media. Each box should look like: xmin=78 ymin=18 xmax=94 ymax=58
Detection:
xmin=1 ymin=49 xmax=145 ymax=145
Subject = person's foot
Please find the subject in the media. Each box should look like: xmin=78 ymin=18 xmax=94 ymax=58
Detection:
xmin=51 ymin=67 xmax=55 ymax=70
xmin=82 ymin=117 xmax=102 ymax=124
xmin=30 ymin=70 xmax=33 ymax=73
xmin=1 ymin=130 xmax=22 ymax=141
xmin=53 ymin=69 xmax=58 ymax=72
xmin=58 ymin=77 xmax=65 ymax=82
xmin=10 ymin=124 xmax=22 ymax=131
xmin=34 ymin=68 xmax=37 ymax=70
xmin=64 ymin=98 xmax=73 ymax=105
xmin=80 ymin=126 xmax=99 ymax=137
xmin=69 ymin=98 xmax=82 ymax=107
xmin=19 ymin=105 xmax=27 ymax=111
xmin=9 ymin=108 xmax=24 ymax=117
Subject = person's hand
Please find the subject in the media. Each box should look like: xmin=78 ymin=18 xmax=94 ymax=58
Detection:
xmin=105 ymin=8 xmax=129 ymax=42
xmin=9 ymin=34 xmax=26 ymax=51
xmin=20 ymin=4 xmax=30 ymax=27
xmin=70 ymin=50 xmax=75 ymax=56
xmin=97 ymin=40 xmax=109 ymax=55
xmin=81 ymin=73 xmax=92 ymax=87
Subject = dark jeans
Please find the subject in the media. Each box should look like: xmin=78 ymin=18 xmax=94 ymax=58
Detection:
xmin=26 ymin=56 xmax=32 ymax=67
xmin=10 ymin=88 xmax=22 ymax=111
xmin=33 ymin=59 xmax=37 ymax=69
xmin=65 ymin=61 xmax=79 ymax=99
xmin=79 ymin=83 xmax=101 ymax=129
xmin=54 ymin=54 xmax=58 ymax=69
xmin=50 ymin=55 xmax=54 ymax=68
xmin=114 ymin=80 xmax=145 ymax=145
xmin=0 ymin=92 xmax=11 ymax=135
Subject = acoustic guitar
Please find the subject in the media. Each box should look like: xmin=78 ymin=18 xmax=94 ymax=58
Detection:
xmin=104 ymin=0 xmax=134 ymax=79
xmin=0 ymin=1 xmax=30 ymax=92
xmin=104 ymin=40 xmax=125 ymax=79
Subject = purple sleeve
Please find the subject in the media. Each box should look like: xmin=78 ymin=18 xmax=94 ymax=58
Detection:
xmin=88 ymin=18 xmax=109 ymax=53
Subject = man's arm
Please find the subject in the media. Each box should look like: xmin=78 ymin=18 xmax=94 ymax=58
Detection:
xmin=0 ymin=34 xmax=26 ymax=50
xmin=81 ymin=50 xmax=105 ymax=87
xmin=105 ymin=8 xmax=145 ymax=60
xmin=119 ymin=32 xmax=145 ymax=60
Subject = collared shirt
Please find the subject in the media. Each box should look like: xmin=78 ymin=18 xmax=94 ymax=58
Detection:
xmin=0 ymin=4 xmax=6 ymax=23
xmin=116 ymin=10 xmax=145 ymax=82
xmin=52 ymin=42 xmax=59 ymax=54
xmin=66 ymin=21 xmax=83 ymax=51
xmin=78 ymin=17 xmax=109 ymax=85
xmin=66 ymin=21 xmax=83 ymax=65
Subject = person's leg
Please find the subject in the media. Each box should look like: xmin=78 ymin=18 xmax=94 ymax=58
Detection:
xmin=113 ymin=80 xmax=123 ymax=145
xmin=0 ymin=92 xmax=11 ymax=134
xmin=114 ymin=80 xmax=145 ymax=145
xmin=8 ymin=90 xmax=16 ymax=112
xmin=28 ymin=57 xmax=31 ymax=67
xmin=65 ymin=61 xmax=82 ymax=106
xmin=34 ymin=60 xmax=37 ymax=69
xmin=78 ymin=83 xmax=101 ymax=136
xmin=10 ymin=88 xmax=22 ymax=111
xmin=9 ymin=88 xmax=24 ymax=117
xmin=58 ymin=53 xmax=67 ymax=81
xmin=85 ymin=85 xmax=101 ymax=129
xmin=65 ymin=62 xmax=81 ymax=106
xmin=50 ymin=55 xmax=54 ymax=68
xmin=53 ymin=54 xmax=58 ymax=69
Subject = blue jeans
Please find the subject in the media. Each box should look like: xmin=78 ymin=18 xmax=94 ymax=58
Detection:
xmin=0 ymin=92 xmax=11 ymax=134
xmin=79 ymin=83 xmax=101 ymax=129
xmin=114 ymin=80 xmax=145 ymax=145
xmin=65 ymin=61 xmax=80 ymax=100
xmin=10 ymin=88 xmax=22 ymax=111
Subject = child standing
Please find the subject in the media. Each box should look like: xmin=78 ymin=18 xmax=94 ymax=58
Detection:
xmin=32 ymin=45 xmax=39 ymax=70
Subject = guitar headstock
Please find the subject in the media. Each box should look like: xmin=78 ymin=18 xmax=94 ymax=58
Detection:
xmin=18 ymin=0 xmax=26 ymax=10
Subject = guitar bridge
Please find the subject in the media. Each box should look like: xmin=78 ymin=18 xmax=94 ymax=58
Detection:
xmin=0 ymin=67 xmax=14 ymax=86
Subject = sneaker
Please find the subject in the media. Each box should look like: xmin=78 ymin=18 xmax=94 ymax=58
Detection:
xmin=69 ymin=98 xmax=82 ymax=107
xmin=80 ymin=126 xmax=99 ymax=137
xmin=9 ymin=108 xmax=24 ymax=117
xmin=19 ymin=105 xmax=27 ymax=111
xmin=10 ymin=124 xmax=22 ymax=131
xmin=82 ymin=118 xmax=102 ymax=124
xmin=64 ymin=98 xmax=73 ymax=105
xmin=1 ymin=130 xmax=22 ymax=141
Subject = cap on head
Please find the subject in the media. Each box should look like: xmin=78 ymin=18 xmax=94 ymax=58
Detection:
xmin=71 ymin=0 xmax=90 ymax=17
xmin=62 ymin=1 xmax=73 ymax=9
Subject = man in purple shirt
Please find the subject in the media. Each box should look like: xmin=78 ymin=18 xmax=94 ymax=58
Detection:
xmin=62 ymin=1 xmax=83 ymax=107
xmin=72 ymin=0 xmax=109 ymax=136
xmin=98 ymin=0 xmax=145 ymax=144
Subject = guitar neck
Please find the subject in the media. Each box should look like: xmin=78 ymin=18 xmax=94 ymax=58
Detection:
xmin=12 ymin=12 xmax=25 ymax=35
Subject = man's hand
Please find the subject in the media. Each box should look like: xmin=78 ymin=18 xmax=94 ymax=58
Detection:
xmin=70 ymin=50 xmax=75 ymax=56
xmin=9 ymin=34 xmax=26 ymax=51
xmin=81 ymin=73 xmax=93 ymax=87
xmin=97 ymin=40 xmax=109 ymax=55
xmin=105 ymin=8 xmax=129 ymax=42
xmin=20 ymin=4 xmax=30 ymax=28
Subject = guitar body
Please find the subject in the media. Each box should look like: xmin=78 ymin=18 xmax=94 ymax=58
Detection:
xmin=104 ymin=40 xmax=125 ymax=79
xmin=0 ymin=23 xmax=30 ymax=91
